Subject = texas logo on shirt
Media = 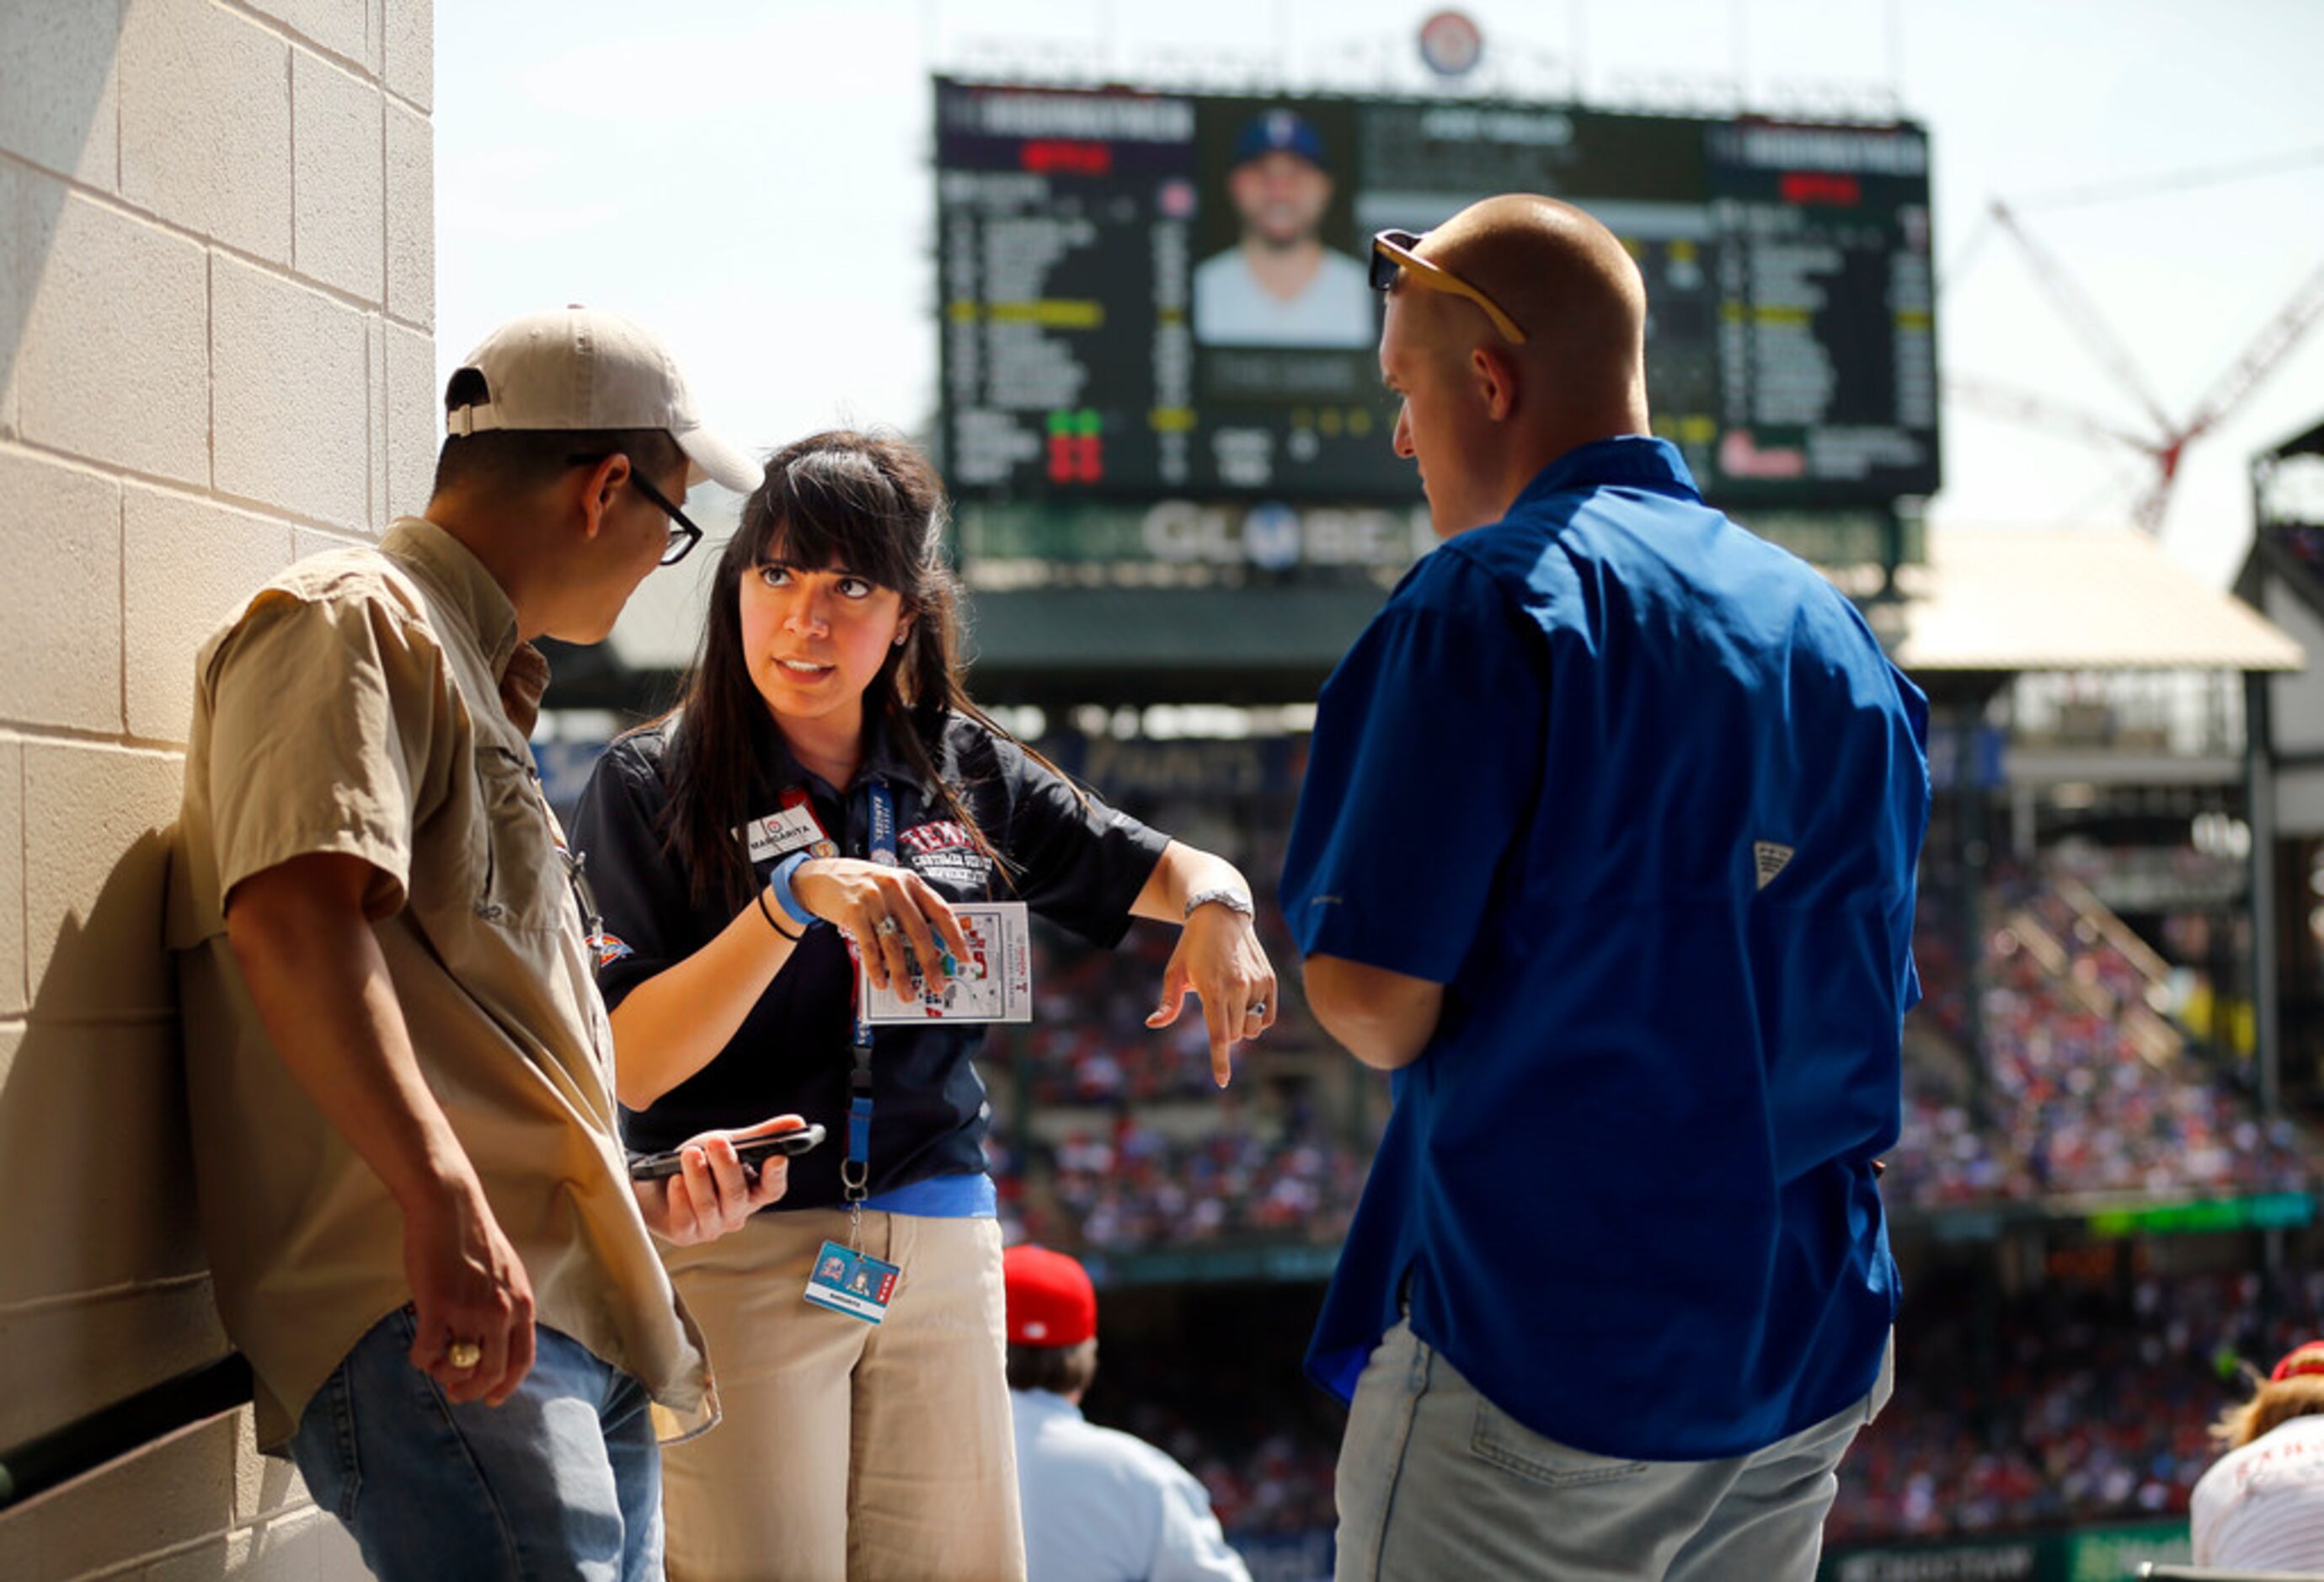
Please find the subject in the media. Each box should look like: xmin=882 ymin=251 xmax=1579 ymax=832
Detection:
xmin=897 ymin=820 xmax=993 ymax=890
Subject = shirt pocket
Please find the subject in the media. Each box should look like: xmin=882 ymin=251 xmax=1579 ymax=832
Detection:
xmin=471 ymin=743 xmax=567 ymax=933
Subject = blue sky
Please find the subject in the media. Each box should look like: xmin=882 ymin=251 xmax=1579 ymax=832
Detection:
xmin=436 ymin=0 xmax=2324 ymax=598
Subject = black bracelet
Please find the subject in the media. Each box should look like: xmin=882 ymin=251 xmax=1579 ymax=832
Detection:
xmin=756 ymin=885 xmax=802 ymax=942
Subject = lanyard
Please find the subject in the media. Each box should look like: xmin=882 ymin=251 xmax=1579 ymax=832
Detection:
xmin=843 ymin=778 xmax=898 ymax=1241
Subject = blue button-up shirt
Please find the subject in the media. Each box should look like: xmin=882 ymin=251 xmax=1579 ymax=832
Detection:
xmin=1283 ymin=436 xmax=1929 ymax=1461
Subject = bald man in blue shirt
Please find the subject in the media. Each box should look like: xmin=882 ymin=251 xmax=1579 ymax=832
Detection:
xmin=1282 ymin=198 xmax=1928 ymax=1580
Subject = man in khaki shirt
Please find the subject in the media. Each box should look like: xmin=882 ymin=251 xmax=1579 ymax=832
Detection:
xmin=169 ymin=308 xmax=787 ymax=1580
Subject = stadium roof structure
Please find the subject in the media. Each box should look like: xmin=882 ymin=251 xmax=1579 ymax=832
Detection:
xmin=548 ymin=518 xmax=2304 ymax=719
xmin=1848 ymin=524 xmax=2303 ymax=678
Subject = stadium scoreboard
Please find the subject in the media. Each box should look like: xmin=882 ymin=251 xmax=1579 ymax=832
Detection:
xmin=936 ymin=77 xmax=1937 ymax=509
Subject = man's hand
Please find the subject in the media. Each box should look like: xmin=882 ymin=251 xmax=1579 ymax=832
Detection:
xmin=633 ymin=1113 xmax=803 ymax=1246
xmin=400 ymin=1179 xmax=537 ymax=1407
xmin=1146 ymin=903 xmax=1279 ymax=1088
xmin=223 ymin=851 xmax=544 ymax=1405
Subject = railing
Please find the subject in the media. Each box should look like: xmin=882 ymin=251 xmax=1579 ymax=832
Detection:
xmin=0 ymin=1354 xmax=252 ymax=1518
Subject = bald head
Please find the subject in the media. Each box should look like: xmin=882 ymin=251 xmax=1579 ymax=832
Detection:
xmin=1380 ymin=195 xmax=1653 ymax=537
xmin=1425 ymin=195 xmax=1648 ymax=424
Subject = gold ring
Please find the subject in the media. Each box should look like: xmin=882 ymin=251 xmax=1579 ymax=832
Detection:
xmin=446 ymin=1340 xmax=483 ymax=1371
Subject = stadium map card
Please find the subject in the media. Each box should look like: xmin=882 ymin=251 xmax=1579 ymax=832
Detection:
xmin=857 ymin=901 xmax=1032 ymax=1024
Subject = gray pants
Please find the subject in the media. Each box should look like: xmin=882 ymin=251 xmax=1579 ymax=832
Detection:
xmin=1335 ymin=1320 xmax=1894 ymax=1581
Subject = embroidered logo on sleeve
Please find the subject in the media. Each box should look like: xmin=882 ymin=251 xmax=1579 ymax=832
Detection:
xmin=1753 ymin=842 xmax=1795 ymax=890
xmin=590 ymin=931 xmax=633 ymax=967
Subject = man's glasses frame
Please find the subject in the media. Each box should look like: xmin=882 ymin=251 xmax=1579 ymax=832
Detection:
xmin=1368 ymin=229 xmax=1529 ymax=346
xmin=567 ymin=452 xmax=703 ymax=566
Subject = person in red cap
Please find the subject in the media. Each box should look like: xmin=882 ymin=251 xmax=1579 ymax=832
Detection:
xmin=2191 ymin=1339 xmax=2324 ymax=1569
xmin=1004 ymin=1244 xmax=1251 ymax=1582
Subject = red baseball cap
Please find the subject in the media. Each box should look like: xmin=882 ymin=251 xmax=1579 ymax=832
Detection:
xmin=1003 ymin=1244 xmax=1097 ymax=1348
xmin=2271 ymin=1341 xmax=2324 ymax=1383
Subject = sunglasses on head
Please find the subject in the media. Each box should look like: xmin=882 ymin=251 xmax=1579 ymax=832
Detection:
xmin=1368 ymin=229 xmax=1528 ymax=345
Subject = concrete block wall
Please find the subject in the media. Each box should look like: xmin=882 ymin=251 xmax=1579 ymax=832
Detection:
xmin=0 ymin=1 xmax=433 ymax=1575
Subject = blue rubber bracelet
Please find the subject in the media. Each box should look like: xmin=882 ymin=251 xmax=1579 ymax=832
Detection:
xmin=770 ymin=851 xmax=821 ymax=929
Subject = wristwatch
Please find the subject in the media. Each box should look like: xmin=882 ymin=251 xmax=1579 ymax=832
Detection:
xmin=1183 ymin=888 xmax=1255 ymax=922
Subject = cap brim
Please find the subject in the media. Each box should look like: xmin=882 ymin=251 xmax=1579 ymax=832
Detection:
xmin=675 ymin=425 xmax=762 ymax=494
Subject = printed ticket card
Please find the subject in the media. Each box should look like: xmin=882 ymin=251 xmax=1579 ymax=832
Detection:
xmin=858 ymin=901 xmax=1032 ymax=1024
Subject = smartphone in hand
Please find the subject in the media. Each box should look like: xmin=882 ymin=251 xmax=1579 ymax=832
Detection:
xmin=628 ymin=1123 xmax=826 ymax=1182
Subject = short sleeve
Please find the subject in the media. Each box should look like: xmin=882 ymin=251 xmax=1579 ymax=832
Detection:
xmin=569 ymin=739 xmax=692 ymax=1012
xmin=1280 ymin=553 xmax=1547 ymax=984
xmin=204 ymin=588 xmax=441 ymax=917
xmin=988 ymin=730 xmax=1169 ymax=948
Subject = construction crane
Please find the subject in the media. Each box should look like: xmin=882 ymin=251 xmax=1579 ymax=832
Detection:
xmin=1943 ymin=147 xmax=2324 ymax=534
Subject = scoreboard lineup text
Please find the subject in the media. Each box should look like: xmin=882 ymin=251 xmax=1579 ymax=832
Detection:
xmin=935 ymin=78 xmax=1937 ymax=511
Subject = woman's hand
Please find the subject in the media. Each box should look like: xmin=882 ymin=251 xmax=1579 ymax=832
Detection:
xmin=633 ymin=1113 xmax=804 ymax=1246
xmin=790 ymin=858 xmax=976 ymax=1002
xmin=1146 ymin=903 xmax=1279 ymax=1089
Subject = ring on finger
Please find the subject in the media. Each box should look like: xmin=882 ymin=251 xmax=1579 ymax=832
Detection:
xmin=874 ymin=916 xmax=900 ymax=938
xmin=1246 ymin=1000 xmax=1269 ymax=1018
xmin=446 ymin=1340 xmax=483 ymax=1371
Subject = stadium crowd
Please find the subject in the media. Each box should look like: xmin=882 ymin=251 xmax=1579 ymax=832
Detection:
xmin=986 ymin=1258 xmax=2324 ymax=1552
xmin=992 ymin=853 xmax=2313 ymax=1240
xmin=1881 ymin=869 xmax=2312 ymax=1207
xmin=1025 ymin=1104 xmax=1363 ymax=1253
xmin=969 ymin=839 xmax=2324 ymax=1550
xmin=1830 ymin=1265 xmax=2324 ymax=1542
xmin=985 ymin=842 xmax=1373 ymax=1259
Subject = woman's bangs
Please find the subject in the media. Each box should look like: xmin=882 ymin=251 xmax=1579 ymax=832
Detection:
xmin=757 ymin=474 xmax=916 ymax=592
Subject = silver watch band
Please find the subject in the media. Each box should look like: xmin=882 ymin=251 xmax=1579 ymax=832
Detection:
xmin=1183 ymin=887 xmax=1254 ymax=922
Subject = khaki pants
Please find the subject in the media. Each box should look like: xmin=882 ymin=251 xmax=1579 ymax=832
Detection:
xmin=660 ymin=1210 xmax=1025 ymax=1582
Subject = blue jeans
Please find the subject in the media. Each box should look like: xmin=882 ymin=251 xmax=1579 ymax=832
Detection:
xmin=1335 ymin=1319 xmax=1894 ymax=1581
xmin=288 ymin=1307 xmax=664 ymax=1581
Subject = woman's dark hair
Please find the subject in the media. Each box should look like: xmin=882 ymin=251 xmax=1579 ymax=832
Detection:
xmin=656 ymin=429 xmax=1029 ymax=906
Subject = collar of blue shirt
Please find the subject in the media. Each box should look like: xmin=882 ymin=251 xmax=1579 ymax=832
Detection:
xmin=1510 ymin=435 xmax=1702 ymax=515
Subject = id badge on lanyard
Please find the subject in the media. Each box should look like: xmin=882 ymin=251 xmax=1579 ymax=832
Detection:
xmin=807 ymin=778 xmax=902 ymax=1325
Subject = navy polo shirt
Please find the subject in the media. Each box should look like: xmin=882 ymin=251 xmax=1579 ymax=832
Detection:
xmin=1283 ymin=436 xmax=1929 ymax=1462
xmin=572 ymin=711 xmax=1169 ymax=1211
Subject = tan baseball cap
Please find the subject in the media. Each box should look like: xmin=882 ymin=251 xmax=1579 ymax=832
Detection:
xmin=444 ymin=306 xmax=761 ymax=493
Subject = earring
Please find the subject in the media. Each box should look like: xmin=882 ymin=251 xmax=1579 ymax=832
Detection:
xmin=894 ymin=629 xmax=909 ymax=647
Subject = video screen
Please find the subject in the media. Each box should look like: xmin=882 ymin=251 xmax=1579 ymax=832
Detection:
xmin=936 ymin=78 xmax=1937 ymax=508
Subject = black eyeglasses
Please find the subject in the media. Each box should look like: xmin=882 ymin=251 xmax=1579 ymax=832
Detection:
xmin=567 ymin=452 xmax=703 ymax=566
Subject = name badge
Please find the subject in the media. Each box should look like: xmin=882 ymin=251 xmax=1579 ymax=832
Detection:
xmin=804 ymin=1239 xmax=900 ymax=1324
xmin=738 ymin=804 xmax=826 ymax=865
